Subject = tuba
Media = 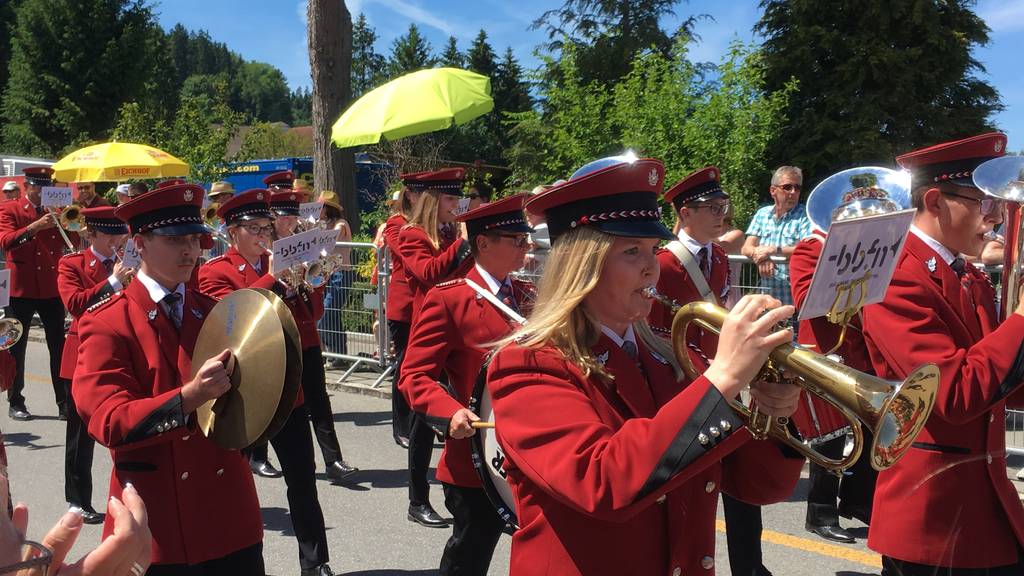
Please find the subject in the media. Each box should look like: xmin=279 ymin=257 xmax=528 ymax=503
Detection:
xmin=972 ymin=156 xmax=1024 ymax=320
xmin=656 ymin=294 xmax=939 ymax=473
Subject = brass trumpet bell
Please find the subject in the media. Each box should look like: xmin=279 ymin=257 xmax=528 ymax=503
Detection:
xmin=60 ymin=204 xmax=85 ymax=232
xmin=670 ymin=301 xmax=939 ymax=472
xmin=0 ymin=318 xmax=24 ymax=350
xmin=203 ymin=203 xmax=221 ymax=225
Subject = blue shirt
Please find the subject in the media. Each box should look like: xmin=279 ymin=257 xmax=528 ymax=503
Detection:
xmin=745 ymin=203 xmax=812 ymax=304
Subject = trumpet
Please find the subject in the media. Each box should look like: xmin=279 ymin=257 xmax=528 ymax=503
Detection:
xmin=257 ymin=242 xmax=328 ymax=291
xmin=44 ymin=206 xmax=76 ymax=251
xmin=648 ymin=289 xmax=939 ymax=473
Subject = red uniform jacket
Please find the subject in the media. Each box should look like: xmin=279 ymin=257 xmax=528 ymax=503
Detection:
xmin=399 ymin=267 xmax=532 ymax=487
xmin=396 ymin=224 xmax=474 ymax=325
xmin=0 ymin=196 xmax=79 ymax=299
xmin=72 ymin=279 xmax=262 ymax=566
xmin=789 ymin=234 xmax=871 ymax=439
xmin=861 ymin=232 xmax=1024 ymax=568
xmin=384 ymin=214 xmax=413 ymax=323
xmin=487 ymin=335 xmax=804 ymax=575
xmin=57 ymin=250 xmax=119 ymax=379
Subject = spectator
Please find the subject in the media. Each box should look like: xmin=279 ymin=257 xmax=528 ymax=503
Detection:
xmin=207 ymin=181 xmax=236 ymax=205
xmin=320 ymin=190 xmax=353 ymax=369
xmin=114 ymin=184 xmax=131 ymax=205
xmin=73 ymin=182 xmax=109 ymax=208
xmin=2 ymin=182 xmax=19 ymax=202
xmin=742 ymin=166 xmax=812 ymax=304
xmin=467 ymin=180 xmax=493 ymax=211
xmin=126 ymin=182 xmax=148 ymax=198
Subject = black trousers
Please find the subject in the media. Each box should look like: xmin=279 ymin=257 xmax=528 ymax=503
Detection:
xmin=145 ymin=542 xmax=265 ymax=575
xmin=268 ymin=404 xmax=330 ymax=570
xmin=806 ymin=434 xmax=877 ymax=526
xmin=388 ymin=319 xmax=412 ymax=439
xmin=439 ymin=483 xmax=504 ymax=576
xmin=5 ymin=297 xmax=66 ymax=409
xmin=301 ymin=346 xmax=344 ymax=466
xmin=408 ymin=412 xmax=437 ymax=505
xmin=63 ymin=378 xmax=95 ymax=508
xmin=882 ymin=556 xmax=1024 ymax=576
xmin=723 ymin=494 xmax=770 ymax=576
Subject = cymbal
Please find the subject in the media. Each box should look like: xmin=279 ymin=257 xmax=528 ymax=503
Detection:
xmin=0 ymin=318 xmax=24 ymax=351
xmin=248 ymin=287 xmax=303 ymax=446
xmin=192 ymin=288 xmax=292 ymax=450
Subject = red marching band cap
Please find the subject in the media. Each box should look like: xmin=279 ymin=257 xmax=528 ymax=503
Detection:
xmin=896 ymin=132 xmax=1007 ymax=189
xmin=114 ymin=184 xmax=208 ymax=236
xmin=664 ymin=166 xmax=729 ymax=208
xmin=81 ymin=206 xmax=128 ymax=235
xmin=270 ymin=191 xmax=301 ymax=216
xmin=216 ymin=189 xmax=272 ymax=224
xmin=263 ymin=171 xmax=294 ymax=189
xmin=526 ymin=157 xmax=674 ymax=243
xmin=400 ymin=167 xmax=466 ymax=195
xmin=23 ymin=166 xmax=54 ymax=187
xmin=155 ymin=178 xmax=188 ymax=190
xmin=456 ymin=193 xmax=534 ymax=237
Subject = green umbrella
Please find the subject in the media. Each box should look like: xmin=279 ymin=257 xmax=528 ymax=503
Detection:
xmin=331 ymin=67 xmax=494 ymax=148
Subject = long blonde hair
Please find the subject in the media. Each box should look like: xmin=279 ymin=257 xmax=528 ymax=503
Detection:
xmin=405 ymin=189 xmax=443 ymax=249
xmin=499 ymin=226 xmax=681 ymax=383
xmin=398 ymin=186 xmax=417 ymax=219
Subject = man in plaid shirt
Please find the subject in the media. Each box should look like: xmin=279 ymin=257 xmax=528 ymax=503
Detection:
xmin=742 ymin=166 xmax=812 ymax=305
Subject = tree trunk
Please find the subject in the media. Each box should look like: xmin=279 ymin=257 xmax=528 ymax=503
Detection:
xmin=308 ymin=0 xmax=358 ymax=231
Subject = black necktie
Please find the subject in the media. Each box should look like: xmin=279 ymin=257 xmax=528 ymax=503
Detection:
xmin=497 ymin=283 xmax=518 ymax=312
xmin=102 ymin=259 xmax=114 ymax=275
xmin=35 ymin=205 xmax=44 ymax=217
xmin=950 ymin=257 xmax=966 ymax=278
xmin=697 ymin=246 xmax=710 ymax=280
xmin=162 ymin=292 xmax=182 ymax=329
xmin=621 ymin=340 xmax=638 ymax=360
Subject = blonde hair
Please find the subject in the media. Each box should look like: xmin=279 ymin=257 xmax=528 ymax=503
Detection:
xmin=405 ymin=189 xmax=443 ymax=249
xmin=398 ymin=186 xmax=418 ymax=219
xmin=498 ymin=226 xmax=682 ymax=383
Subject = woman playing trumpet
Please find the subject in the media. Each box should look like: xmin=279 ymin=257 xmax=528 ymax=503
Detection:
xmin=486 ymin=158 xmax=806 ymax=576
xmin=56 ymin=207 xmax=133 ymax=526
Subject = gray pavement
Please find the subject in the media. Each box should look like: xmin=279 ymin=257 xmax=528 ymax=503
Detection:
xmin=7 ymin=338 xmax=1012 ymax=575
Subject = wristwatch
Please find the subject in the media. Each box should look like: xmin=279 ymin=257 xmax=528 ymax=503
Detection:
xmin=775 ymin=245 xmax=782 ymax=255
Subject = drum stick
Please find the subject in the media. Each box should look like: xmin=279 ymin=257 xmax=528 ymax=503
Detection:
xmin=470 ymin=421 xmax=495 ymax=429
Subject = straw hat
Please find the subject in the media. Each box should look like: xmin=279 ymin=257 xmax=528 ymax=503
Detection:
xmin=319 ymin=190 xmax=343 ymax=214
xmin=209 ymin=181 xmax=235 ymax=199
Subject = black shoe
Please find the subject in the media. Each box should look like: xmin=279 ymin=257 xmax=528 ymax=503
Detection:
xmin=325 ymin=460 xmax=359 ymax=483
xmin=407 ymin=503 xmax=448 ymax=528
xmin=838 ymin=504 xmax=872 ymax=525
xmin=394 ymin=435 xmax=410 ymax=449
xmin=805 ymin=523 xmax=855 ymax=543
xmin=299 ymin=563 xmax=335 ymax=576
xmin=80 ymin=507 xmax=104 ymax=525
xmin=9 ymin=405 xmax=31 ymax=421
xmin=250 ymin=459 xmax=283 ymax=478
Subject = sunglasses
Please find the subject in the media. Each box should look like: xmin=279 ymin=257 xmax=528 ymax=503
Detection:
xmin=941 ymin=191 xmax=1003 ymax=216
xmin=497 ymin=233 xmax=529 ymax=247
xmin=688 ymin=203 xmax=731 ymax=217
xmin=775 ymin=183 xmax=802 ymax=192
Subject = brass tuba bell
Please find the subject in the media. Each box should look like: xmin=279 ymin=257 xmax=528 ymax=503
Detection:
xmin=667 ymin=300 xmax=939 ymax=472
xmin=972 ymin=156 xmax=1024 ymax=320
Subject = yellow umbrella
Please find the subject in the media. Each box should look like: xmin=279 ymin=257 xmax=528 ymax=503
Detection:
xmin=52 ymin=142 xmax=189 ymax=182
xmin=331 ymin=67 xmax=494 ymax=148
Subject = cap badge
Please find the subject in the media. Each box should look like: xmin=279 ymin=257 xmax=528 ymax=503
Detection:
xmin=147 ymin=309 xmax=158 ymax=321
xmin=257 ymin=192 xmax=264 ymax=200
xmin=596 ymin=350 xmax=609 ymax=366
xmin=926 ymin=257 xmax=937 ymax=273
xmin=995 ymin=140 xmax=1003 ymax=153
xmin=183 ymin=189 xmax=193 ymax=202
xmin=290 ymin=194 xmax=296 ymax=201
xmin=710 ymin=170 xmax=717 ymax=180
xmin=648 ymin=169 xmax=659 ymax=186
xmin=238 ymin=264 xmax=246 ymax=273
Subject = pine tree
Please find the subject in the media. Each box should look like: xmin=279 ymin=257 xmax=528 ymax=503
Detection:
xmin=440 ymin=36 xmax=464 ymax=68
xmin=466 ymin=30 xmax=497 ymax=78
xmin=351 ymin=13 xmax=386 ymax=97
xmin=756 ymin=0 xmax=1002 ymax=183
xmin=388 ymin=23 xmax=434 ymax=77
xmin=494 ymin=47 xmax=532 ymax=114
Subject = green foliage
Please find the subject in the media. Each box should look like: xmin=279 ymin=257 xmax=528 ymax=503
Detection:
xmin=756 ymin=0 xmax=1001 ymax=185
xmin=439 ymin=36 xmax=464 ymax=68
xmin=290 ymin=87 xmax=313 ymax=125
xmin=232 ymin=62 xmax=292 ymax=122
xmin=351 ymin=13 xmax=387 ymax=98
xmin=507 ymin=38 xmax=794 ymax=228
xmin=235 ymin=122 xmax=313 ymax=161
xmin=388 ymin=23 xmax=434 ymax=77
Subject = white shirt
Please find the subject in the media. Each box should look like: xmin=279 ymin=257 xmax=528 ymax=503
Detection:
xmin=136 ymin=269 xmax=185 ymax=321
xmin=474 ymin=263 xmax=509 ymax=295
xmin=600 ymin=323 xmax=637 ymax=349
xmin=910 ymin=224 xmax=958 ymax=265
xmin=678 ymin=229 xmax=713 ymax=270
xmin=90 ymin=245 xmax=122 ymax=292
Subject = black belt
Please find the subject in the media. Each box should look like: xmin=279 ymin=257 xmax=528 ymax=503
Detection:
xmin=911 ymin=441 xmax=970 ymax=455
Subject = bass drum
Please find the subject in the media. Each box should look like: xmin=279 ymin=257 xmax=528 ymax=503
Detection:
xmin=790 ymin=390 xmax=850 ymax=445
xmin=469 ymin=373 xmax=519 ymax=530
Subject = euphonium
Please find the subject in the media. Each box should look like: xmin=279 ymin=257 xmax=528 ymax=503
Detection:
xmin=972 ymin=156 xmax=1024 ymax=319
xmin=660 ymin=296 xmax=939 ymax=473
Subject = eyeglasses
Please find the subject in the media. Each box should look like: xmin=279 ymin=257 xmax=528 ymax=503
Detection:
xmin=0 ymin=540 xmax=53 ymax=575
xmin=688 ymin=203 xmax=731 ymax=216
xmin=240 ymin=224 xmax=274 ymax=236
xmin=497 ymin=234 xmax=529 ymax=247
xmin=941 ymin=191 xmax=1003 ymax=216
xmin=775 ymin=183 xmax=802 ymax=192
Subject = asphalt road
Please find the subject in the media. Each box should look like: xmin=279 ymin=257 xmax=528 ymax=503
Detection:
xmin=2 ymin=339 xmax=892 ymax=575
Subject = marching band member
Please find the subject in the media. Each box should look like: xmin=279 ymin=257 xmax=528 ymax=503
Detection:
xmin=263 ymin=170 xmax=295 ymax=193
xmin=860 ymin=132 xmax=1024 ymax=575
xmin=396 ymin=167 xmax=475 ymax=528
xmin=0 ymin=166 xmax=79 ymax=422
xmin=57 ymin=207 xmax=133 ymax=525
xmin=73 ymin=184 xmax=265 ymax=574
xmin=399 ymin=194 xmax=534 ymax=575
xmin=198 ymin=189 xmax=337 ymax=576
xmin=486 ymin=157 xmax=805 ymax=576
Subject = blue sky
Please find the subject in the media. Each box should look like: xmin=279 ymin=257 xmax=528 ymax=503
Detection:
xmin=154 ymin=0 xmax=1024 ymax=149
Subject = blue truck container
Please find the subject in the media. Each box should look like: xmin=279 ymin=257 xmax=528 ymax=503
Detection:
xmin=219 ymin=154 xmax=395 ymax=214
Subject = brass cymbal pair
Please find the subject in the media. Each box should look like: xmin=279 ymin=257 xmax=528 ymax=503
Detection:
xmin=192 ymin=288 xmax=302 ymax=450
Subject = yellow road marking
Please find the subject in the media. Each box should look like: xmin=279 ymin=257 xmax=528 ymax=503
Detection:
xmin=26 ymin=373 xmax=49 ymax=384
xmin=715 ymin=519 xmax=882 ymax=568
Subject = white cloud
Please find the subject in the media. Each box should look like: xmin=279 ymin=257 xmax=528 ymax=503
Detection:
xmin=368 ymin=0 xmax=457 ymax=36
xmin=978 ymin=0 xmax=1024 ymax=33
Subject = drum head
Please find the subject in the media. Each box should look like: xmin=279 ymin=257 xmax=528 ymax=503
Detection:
xmin=469 ymin=371 xmax=518 ymax=530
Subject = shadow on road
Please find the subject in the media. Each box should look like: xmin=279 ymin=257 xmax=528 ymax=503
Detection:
xmin=262 ymin=506 xmax=296 ymax=536
xmin=333 ymin=410 xmax=391 ymax=427
xmin=2 ymin=431 xmax=59 ymax=450
xmin=320 ymin=467 xmax=443 ymax=491
xmin=345 ymin=570 xmax=439 ymax=575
